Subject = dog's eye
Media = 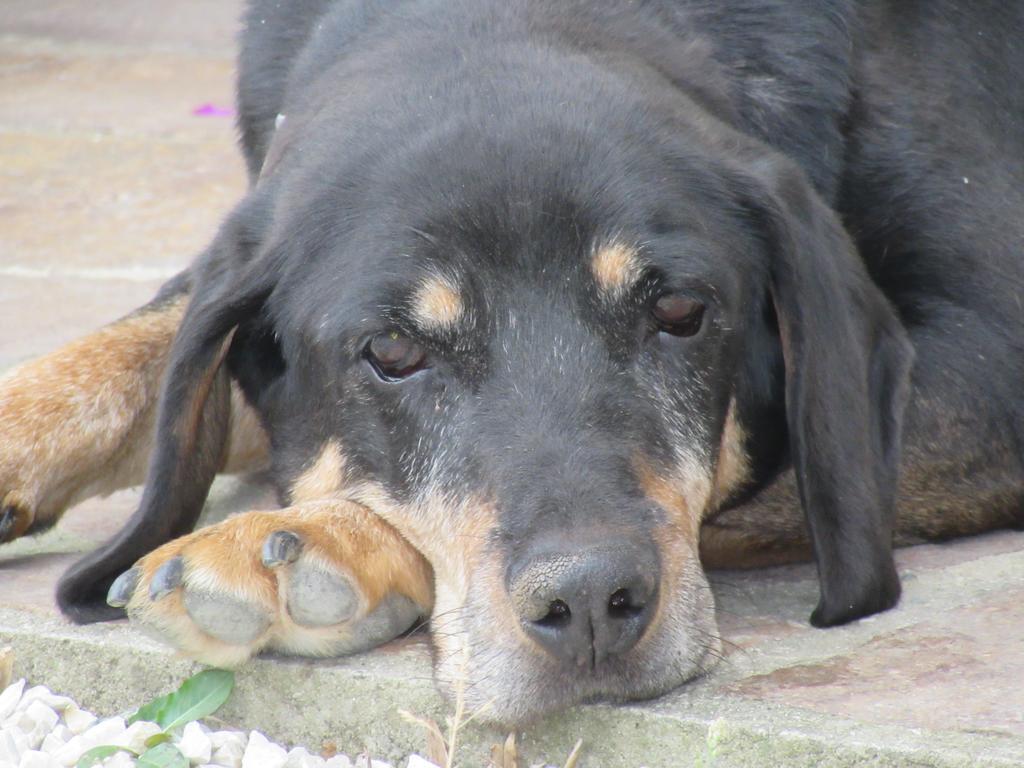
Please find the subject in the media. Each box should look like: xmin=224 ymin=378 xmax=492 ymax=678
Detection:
xmin=365 ymin=331 xmax=427 ymax=380
xmin=652 ymin=294 xmax=705 ymax=337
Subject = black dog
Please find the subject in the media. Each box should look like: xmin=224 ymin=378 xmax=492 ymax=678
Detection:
xmin=1 ymin=0 xmax=1021 ymax=724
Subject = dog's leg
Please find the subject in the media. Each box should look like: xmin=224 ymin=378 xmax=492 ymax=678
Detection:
xmin=699 ymin=472 xmax=809 ymax=569
xmin=104 ymin=500 xmax=433 ymax=666
xmin=0 ymin=287 xmax=268 ymax=543
xmin=702 ymin=320 xmax=1024 ymax=569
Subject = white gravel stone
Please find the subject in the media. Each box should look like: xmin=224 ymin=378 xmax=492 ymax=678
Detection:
xmin=18 ymin=687 xmax=72 ymax=713
xmin=17 ymin=748 xmax=61 ymax=768
xmin=40 ymin=724 xmax=71 ymax=753
xmin=61 ymin=704 xmax=97 ymax=736
xmin=0 ymin=683 xmax=432 ymax=768
xmin=242 ymin=730 xmax=288 ymax=768
xmin=284 ymin=746 xmax=326 ymax=768
xmin=49 ymin=736 xmax=85 ymax=766
xmin=51 ymin=716 xmax=127 ymax=766
xmin=23 ymin=702 xmax=60 ymax=750
xmin=1 ymin=727 xmax=26 ymax=763
xmin=178 ymin=720 xmax=213 ymax=764
xmin=40 ymin=731 xmax=65 ymax=752
xmin=5 ymin=709 xmax=34 ymax=733
xmin=24 ymin=702 xmax=59 ymax=730
xmin=0 ymin=679 xmax=26 ymax=720
xmin=210 ymin=730 xmax=248 ymax=750
xmin=81 ymin=717 xmax=127 ymax=747
xmin=16 ymin=686 xmax=46 ymax=709
xmin=119 ymin=720 xmax=162 ymax=753
xmin=352 ymin=757 xmax=390 ymax=768
xmin=211 ymin=736 xmax=247 ymax=768
xmin=26 ymin=724 xmax=50 ymax=751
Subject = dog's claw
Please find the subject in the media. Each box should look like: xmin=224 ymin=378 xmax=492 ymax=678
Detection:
xmin=149 ymin=556 xmax=184 ymax=601
xmin=261 ymin=530 xmax=303 ymax=568
xmin=0 ymin=506 xmax=15 ymax=542
xmin=107 ymin=568 xmax=141 ymax=608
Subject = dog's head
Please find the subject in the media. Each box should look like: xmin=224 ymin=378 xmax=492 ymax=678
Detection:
xmin=140 ymin=24 xmax=910 ymax=722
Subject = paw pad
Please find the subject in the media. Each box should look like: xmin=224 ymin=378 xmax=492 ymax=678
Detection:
xmin=183 ymin=591 xmax=271 ymax=645
xmin=286 ymin=561 xmax=358 ymax=627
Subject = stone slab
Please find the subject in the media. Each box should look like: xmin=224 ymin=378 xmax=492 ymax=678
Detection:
xmin=0 ymin=276 xmax=165 ymax=369
xmin=3 ymin=498 xmax=1023 ymax=765
xmin=0 ymin=45 xmax=237 ymax=137
xmin=0 ymin=0 xmax=244 ymax=56
xmin=3 ymin=537 xmax=1024 ymax=766
xmin=0 ymin=130 xmax=244 ymax=272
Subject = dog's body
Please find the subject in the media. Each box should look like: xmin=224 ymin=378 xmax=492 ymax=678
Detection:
xmin=1 ymin=0 xmax=1022 ymax=723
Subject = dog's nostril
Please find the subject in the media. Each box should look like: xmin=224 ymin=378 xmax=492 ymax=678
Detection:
xmin=608 ymin=587 xmax=646 ymax=619
xmin=534 ymin=598 xmax=572 ymax=629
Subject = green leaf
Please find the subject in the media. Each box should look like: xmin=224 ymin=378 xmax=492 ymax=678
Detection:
xmin=129 ymin=688 xmax=174 ymax=726
xmin=145 ymin=732 xmax=173 ymax=748
xmin=137 ymin=743 xmax=189 ymax=768
xmin=129 ymin=669 xmax=235 ymax=730
xmin=76 ymin=745 xmax=138 ymax=767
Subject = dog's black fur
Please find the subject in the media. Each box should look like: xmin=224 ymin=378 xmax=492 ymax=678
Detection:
xmin=52 ymin=0 xmax=1024 ymax=719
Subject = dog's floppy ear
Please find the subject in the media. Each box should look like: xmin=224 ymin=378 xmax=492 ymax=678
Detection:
xmin=735 ymin=156 xmax=913 ymax=627
xmin=58 ymin=198 xmax=278 ymax=622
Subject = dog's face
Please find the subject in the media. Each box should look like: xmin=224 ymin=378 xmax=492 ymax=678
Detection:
xmin=174 ymin=49 xmax=907 ymax=722
xmin=224 ymin=99 xmax=785 ymax=720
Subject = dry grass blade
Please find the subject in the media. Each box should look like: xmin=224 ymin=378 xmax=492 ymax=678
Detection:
xmin=0 ymin=647 xmax=13 ymax=690
xmin=438 ymin=645 xmax=473 ymax=768
xmin=561 ymin=739 xmax=584 ymax=768
xmin=443 ymin=695 xmax=466 ymax=768
xmin=488 ymin=732 xmax=518 ymax=768
xmin=400 ymin=649 xmax=494 ymax=768
xmin=398 ymin=710 xmax=449 ymax=767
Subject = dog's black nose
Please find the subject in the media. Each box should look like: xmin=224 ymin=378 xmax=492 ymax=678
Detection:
xmin=508 ymin=545 xmax=658 ymax=669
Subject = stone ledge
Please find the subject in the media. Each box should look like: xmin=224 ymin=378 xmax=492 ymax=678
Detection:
xmin=3 ymin=491 xmax=1023 ymax=766
xmin=3 ymin=600 xmax=1021 ymax=767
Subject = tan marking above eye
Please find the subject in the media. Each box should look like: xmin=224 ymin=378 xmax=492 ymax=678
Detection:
xmin=591 ymin=242 xmax=645 ymax=296
xmin=412 ymin=274 xmax=464 ymax=330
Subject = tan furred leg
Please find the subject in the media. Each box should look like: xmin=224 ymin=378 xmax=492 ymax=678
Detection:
xmin=0 ymin=295 xmax=268 ymax=542
xmin=699 ymin=471 xmax=812 ymax=569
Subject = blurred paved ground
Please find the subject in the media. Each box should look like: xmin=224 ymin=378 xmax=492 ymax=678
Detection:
xmin=1 ymin=3 xmax=1022 ymax=766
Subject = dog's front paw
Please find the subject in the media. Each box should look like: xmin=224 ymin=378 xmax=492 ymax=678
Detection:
xmin=106 ymin=501 xmax=434 ymax=666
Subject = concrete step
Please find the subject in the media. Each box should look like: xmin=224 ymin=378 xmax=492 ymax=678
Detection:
xmin=3 ymin=496 xmax=1023 ymax=766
